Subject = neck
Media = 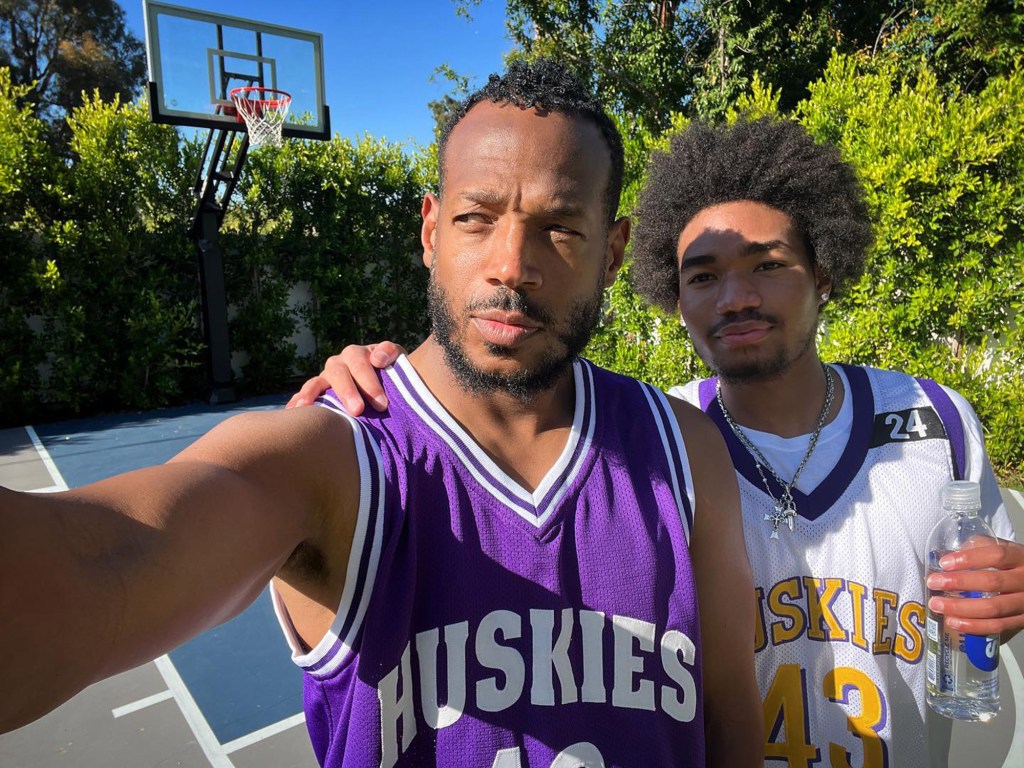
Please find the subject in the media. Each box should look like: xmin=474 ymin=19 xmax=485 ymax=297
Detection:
xmin=717 ymin=350 xmax=842 ymax=438
xmin=407 ymin=337 xmax=576 ymax=490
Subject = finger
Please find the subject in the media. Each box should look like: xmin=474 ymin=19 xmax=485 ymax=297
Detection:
xmin=286 ymin=376 xmax=332 ymax=409
xmin=336 ymin=346 xmax=389 ymax=411
xmin=927 ymin=567 xmax=1021 ymax=595
xmin=930 ymin=591 xmax=1024 ymax=618
xmin=943 ymin=614 xmax=1024 ymax=635
xmin=938 ymin=542 xmax=1018 ymax=571
xmin=930 ymin=592 xmax=1024 ymax=634
xmin=320 ymin=357 xmax=371 ymax=415
xmin=368 ymin=341 xmax=405 ymax=367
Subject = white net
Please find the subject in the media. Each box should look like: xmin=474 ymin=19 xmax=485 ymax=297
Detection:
xmin=230 ymin=87 xmax=292 ymax=147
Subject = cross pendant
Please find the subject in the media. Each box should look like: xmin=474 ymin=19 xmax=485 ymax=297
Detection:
xmin=764 ymin=502 xmax=798 ymax=539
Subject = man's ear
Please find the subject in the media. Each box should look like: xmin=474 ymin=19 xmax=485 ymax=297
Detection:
xmin=421 ymin=193 xmax=440 ymax=269
xmin=603 ymin=216 xmax=631 ymax=288
xmin=815 ymin=266 xmax=833 ymax=307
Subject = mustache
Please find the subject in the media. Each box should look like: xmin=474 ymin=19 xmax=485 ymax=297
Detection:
xmin=467 ymin=288 xmax=555 ymax=325
xmin=710 ymin=310 xmax=780 ymax=337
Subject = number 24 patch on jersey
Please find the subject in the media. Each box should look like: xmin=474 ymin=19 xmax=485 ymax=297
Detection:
xmin=869 ymin=407 xmax=947 ymax=447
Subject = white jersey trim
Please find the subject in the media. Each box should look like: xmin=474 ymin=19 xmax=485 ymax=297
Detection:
xmin=385 ymin=355 xmax=595 ymax=528
xmin=272 ymin=398 xmax=387 ymax=677
xmin=640 ymin=384 xmax=695 ymax=545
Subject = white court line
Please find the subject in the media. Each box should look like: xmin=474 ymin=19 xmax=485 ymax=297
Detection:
xmin=25 ymin=425 xmax=68 ymax=491
xmin=153 ymin=655 xmax=234 ymax=768
xmin=27 ymin=484 xmax=66 ymax=494
xmin=222 ymin=712 xmax=306 ymax=754
xmin=1000 ymin=643 xmax=1024 ymax=768
xmin=112 ymin=689 xmax=174 ymax=718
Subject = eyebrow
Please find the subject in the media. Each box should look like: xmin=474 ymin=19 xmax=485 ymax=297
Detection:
xmin=457 ymin=190 xmax=588 ymax=220
xmin=679 ymin=239 xmax=792 ymax=270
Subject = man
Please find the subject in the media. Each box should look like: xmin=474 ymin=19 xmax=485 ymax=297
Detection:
xmin=0 ymin=61 xmax=762 ymax=766
xmin=296 ymin=118 xmax=1024 ymax=766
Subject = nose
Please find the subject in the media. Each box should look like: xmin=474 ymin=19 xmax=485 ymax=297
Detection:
xmin=486 ymin=219 xmax=542 ymax=291
xmin=715 ymin=271 xmax=761 ymax=315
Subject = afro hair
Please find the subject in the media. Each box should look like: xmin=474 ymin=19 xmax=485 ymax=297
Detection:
xmin=631 ymin=118 xmax=874 ymax=314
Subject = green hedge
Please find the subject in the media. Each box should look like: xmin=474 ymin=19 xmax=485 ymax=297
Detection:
xmin=0 ymin=60 xmax=1020 ymax=483
xmin=584 ymin=56 xmax=1024 ymax=485
xmin=0 ymin=72 xmax=432 ymax=423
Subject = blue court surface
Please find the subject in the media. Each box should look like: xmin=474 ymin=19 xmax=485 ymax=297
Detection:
xmin=0 ymin=396 xmax=317 ymax=768
xmin=0 ymin=396 xmax=1023 ymax=767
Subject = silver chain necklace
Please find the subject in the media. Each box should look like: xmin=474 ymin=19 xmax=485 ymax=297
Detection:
xmin=716 ymin=364 xmax=835 ymax=539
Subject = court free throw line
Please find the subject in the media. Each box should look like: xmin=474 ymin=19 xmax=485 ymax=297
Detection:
xmin=111 ymin=689 xmax=175 ymax=718
xmin=222 ymin=712 xmax=306 ymax=754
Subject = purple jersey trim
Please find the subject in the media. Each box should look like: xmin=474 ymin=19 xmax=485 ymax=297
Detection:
xmin=697 ymin=377 xmax=718 ymax=411
xmin=915 ymin=377 xmax=965 ymax=481
xmin=703 ymin=364 xmax=875 ymax=521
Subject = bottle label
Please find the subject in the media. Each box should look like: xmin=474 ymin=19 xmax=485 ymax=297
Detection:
xmin=963 ymin=633 xmax=1000 ymax=672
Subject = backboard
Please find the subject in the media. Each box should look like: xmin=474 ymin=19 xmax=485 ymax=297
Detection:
xmin=143 ymin=0 xmax=329 ymax=140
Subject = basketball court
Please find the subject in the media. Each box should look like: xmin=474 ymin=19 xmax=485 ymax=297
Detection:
xmin=1 ymin=2 xmax=1022 ymax=766
xmin=2 ymin=4 xmax=331 ymax=764
xmin=0 ymin=398 xmax=1022 ymax=767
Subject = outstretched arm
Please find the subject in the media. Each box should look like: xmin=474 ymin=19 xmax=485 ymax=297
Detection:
xmin=670 ymin=396 xmax=763 ymax=766
xmin=1 ymin=405 xmax=358 ymax=733
xmin=287 ymin=341 xmax=405 ymax=412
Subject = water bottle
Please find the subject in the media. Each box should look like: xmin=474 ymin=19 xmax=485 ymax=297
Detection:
xmin=925 ymin=480 xmax=1000 ymax=721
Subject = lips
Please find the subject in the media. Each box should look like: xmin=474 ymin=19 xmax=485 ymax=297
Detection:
xmin=714 ymin=320 xmax=772 ymax=346
xmin=471 ymin=313 xmax=541 ymax=347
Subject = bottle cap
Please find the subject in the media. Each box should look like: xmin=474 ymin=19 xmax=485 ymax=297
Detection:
xmin=942 ymin=480 xmax=981 ymax=508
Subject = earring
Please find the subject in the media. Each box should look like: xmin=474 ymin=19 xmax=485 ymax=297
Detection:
xmin=820 ymin=293 xmax=830 ymax=302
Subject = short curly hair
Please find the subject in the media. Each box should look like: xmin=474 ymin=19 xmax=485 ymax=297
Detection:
xmin=631 ymin=118 xmax=874 ymax=314
xmin=438 ymin=58 xmax=624 ymax=224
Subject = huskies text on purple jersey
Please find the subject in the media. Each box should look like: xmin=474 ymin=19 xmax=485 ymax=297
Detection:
xmin=271 ymin=357 xmax=705 ymax=767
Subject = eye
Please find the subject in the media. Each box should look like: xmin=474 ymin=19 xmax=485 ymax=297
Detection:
xmin=453 ymin=212 xmax=492 ymax=231
xmin=545 ymin=223 xmax=583 ymax=239
xmin=755 ymin=260 xmax=785 ymax=272
xmin=685 ymin=272 xmax=716 ymax=285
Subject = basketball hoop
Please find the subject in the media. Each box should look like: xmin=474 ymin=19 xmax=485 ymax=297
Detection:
xmin=229 ymin=86 xmax=292 ymax=147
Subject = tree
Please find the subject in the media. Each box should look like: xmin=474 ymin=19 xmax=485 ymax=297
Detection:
xmin=0 ymin=0 xmax=145 ymax=123
xmin=0 ymin=66 xmax=54 ymax=417
xmin=427 ymin=63 xmax=471 ymax=138
xmin=872 ymin=0 xmax=1024 ymax=94
xmin=456 ymin=1 xmax=900 ymax=127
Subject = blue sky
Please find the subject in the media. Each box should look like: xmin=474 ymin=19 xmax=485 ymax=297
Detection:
xmin=124 ymin=0 xmax=513 ymax=147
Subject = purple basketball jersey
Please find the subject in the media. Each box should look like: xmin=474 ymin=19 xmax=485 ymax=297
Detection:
xmin=272 ymin=356 xmax=705 ymax=767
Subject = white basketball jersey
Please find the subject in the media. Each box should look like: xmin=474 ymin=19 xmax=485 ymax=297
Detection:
xmin=670 ymin=364 xmax=1014 ymax=768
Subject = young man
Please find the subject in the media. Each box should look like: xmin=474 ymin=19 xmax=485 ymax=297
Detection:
xmin=297 ymin=118 xmax=1024 ymax=766
xmin=0 ymin=62 xmax=762 ymax=766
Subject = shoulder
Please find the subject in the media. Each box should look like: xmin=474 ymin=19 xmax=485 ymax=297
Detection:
xmin=860 ymin=364 xmax=985 ymax=432
xmin=663 ymin=392 xmax=734 ymax=487
xmin=666 ymin=378 xmax=704 ymax=407
xmin=181 ymin=402 xmax=357 ymax=475
xmin=845 ymin=363 xmax=913 ymax=391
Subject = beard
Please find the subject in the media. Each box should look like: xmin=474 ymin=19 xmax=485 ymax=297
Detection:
xmin=427 ymin=267 xmax=604 ymax=401
xmin=701 ymin=310 xmax=818 ymax=385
